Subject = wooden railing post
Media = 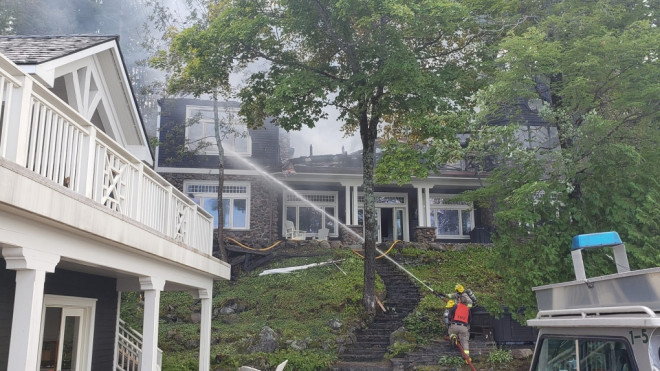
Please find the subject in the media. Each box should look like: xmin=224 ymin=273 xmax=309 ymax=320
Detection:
xmin=134 ymin=162 xmax=145 ymax=222
xmin=79 ymin=125 xmax=97 ymax=198
xmin=4 ymin=76 xmax=32 ymax=166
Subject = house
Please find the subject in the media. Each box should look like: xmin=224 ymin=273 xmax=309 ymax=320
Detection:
xmin=0 ymin=36 xmax=229 ymax=371
xmin=156 ymin=98 xmax=493 ymax=248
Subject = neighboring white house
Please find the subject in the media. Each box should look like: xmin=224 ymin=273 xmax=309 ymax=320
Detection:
xmin=0 ymin=35 xmax=229 ymax=371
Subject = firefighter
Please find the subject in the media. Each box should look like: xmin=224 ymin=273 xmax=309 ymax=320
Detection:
xmin=443 ymin=299 xmax=455 ymax=333
xmin=447 ymin=294 xmax=472 ymax=362
xmin=449 ymin=284 xmax=476 ymax=308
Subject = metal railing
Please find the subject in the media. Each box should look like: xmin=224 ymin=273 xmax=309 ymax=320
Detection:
xmin=0 ymin=53 xmax=213 ymax=255
xmin=116 ymin=319 xmax=162 ymax=371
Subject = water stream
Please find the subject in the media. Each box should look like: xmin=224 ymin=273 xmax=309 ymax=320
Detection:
xmin=224 ymin=148 xmax=435 ymax=292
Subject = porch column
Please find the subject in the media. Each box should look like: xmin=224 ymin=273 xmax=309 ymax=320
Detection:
xmin=352 ymin=186 xmax=359 ymax=226
xmin=416 ymin=187 xmax=425 ymax=227
xmin=424 ymin=187 xmax=432 ymax=228
xmin=193 ymin=287 xmax=213 ymax=371
xmin=344 ymin=185 xmax=351 ymax=225
xmin=139 ymin=276 xmax=165 ymax=371
xmin=2 ymin=246 xmax=59 ymax=371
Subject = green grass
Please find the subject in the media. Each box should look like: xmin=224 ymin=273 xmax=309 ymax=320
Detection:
xmin=120 ymin=244 xmax=524 ymax=370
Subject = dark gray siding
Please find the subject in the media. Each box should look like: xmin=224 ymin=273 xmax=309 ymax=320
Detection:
xmin=0 ymin=265 xmax=117 ymax=370
xmin=158 ymin=98 xmax=281 ymax=171
xmin=44 ymin=269 xmax=118 ymax=371
xmin=0 ymin=259 xmax=16 ymax=368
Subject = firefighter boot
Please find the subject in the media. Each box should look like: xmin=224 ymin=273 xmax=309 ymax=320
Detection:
xmin=449 ymin=333 xmax=458 ymax=346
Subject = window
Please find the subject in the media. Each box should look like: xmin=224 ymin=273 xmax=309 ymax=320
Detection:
xmin=429 ymin=195 xmax=473 ymax=239
xmin=185 ymin=106 xmax=251 ymax=155
xmin=532 ymin=336 xmax=637 ymax=371
xmin=185 ymin=181 xmax=250 ymax=229
xmin=284 ymin=191 xmax=338 ymax=237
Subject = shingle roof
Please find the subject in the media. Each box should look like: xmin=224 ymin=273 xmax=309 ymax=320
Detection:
xmin=0 ymin=35 xmax=118 ymax=64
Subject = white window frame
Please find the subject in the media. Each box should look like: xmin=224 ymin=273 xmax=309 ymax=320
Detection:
xmin=429 ymin=194 xmax=474 ymax=240
xmin=184 ymin=180 xmax=251 ymax=230
xmin=283 ymin=191 xmax=339 ymax=238
xmin=357 ymin=192 xmax=409 ymax=242
xmin=38 ymin=295 xmax=97 ymax=371
xmin=184 ymin=105 xmax=252 ymax=156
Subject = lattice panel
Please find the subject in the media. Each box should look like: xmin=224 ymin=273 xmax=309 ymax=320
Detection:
xmin=173 ymin=199 xmax=187 ymax=242
xmin=102 ymin=152 xmax=127 ymax=212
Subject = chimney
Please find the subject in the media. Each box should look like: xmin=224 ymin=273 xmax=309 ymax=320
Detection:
xmin=309 ymin=144 xmax=313 ymax=157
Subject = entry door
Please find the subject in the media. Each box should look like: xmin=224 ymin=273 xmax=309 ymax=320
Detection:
xmin=39 ymin=296 xmax=96 ymax=371
xmin=57 ymin=308 xmax=85 ymax=371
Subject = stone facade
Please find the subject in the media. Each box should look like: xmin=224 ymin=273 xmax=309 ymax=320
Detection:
xmin=414 ymin=227 xmax=436 ymax=243
xmin=160 ymin=172 xmax=281 ymax=249
xmin=341 ymin=225 xmax=364 ymax=245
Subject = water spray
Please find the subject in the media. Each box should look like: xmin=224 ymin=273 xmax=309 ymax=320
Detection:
xmin=224 ymin=148 xmax=436 ymax=293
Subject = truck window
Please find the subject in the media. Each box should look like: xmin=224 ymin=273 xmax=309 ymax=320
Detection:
xmin=532 ymin=337 xmax=636 ymax=371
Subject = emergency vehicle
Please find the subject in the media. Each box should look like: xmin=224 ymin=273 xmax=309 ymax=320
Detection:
xmin=528 ymin=231 xmax=660 ymax=371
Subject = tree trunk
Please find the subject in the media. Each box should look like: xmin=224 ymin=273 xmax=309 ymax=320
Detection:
xmin=360 ymin=107 xmax=378 ymax=315
xmin=213 ymin=95 xmax=228 ymax=262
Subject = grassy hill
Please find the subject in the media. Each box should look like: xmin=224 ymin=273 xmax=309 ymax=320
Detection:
xmin=120 ymin=243 xmax=530 ymax=370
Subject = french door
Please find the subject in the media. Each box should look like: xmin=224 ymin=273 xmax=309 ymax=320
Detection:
xmin=39 ymin=295 xmax=96 ymax=371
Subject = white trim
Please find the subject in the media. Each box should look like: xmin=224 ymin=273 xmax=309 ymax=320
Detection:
xmin=283 ymin=190 xmax=339 ymax=238
xmin=184 ymin=105 xmax=252 ymax=156
xmin=183 ymin=179 xmax=251 ymax=230
xmin=429 ymin=194 xmax=474 ymax=240
xmin=38 ymin=295 xmax=97 ymax=371
xmin=154 ymin=166 xmax=263 ymax=176
xmin=357 ymin=192 xmax=410 ymax=242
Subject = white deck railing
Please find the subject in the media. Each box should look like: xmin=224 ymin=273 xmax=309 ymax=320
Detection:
xmin=0 ymin=54 xmax=213 ymax=255
xmin=116 ymin=319 xmax=162 ymax=371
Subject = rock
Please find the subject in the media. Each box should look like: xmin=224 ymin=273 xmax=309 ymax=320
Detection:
xmin=328 ymin=318 xmax=342 ymax=330
xmin=220 ymin=305 xmax=235 ymax=314
xmin=190 ymin=312 xmax=201 ymax=323
xmin=221 ymin=313 xmax=240 ymax=325
xmin=248 ymin=326 xmax=280 ymax=353
xmin=390 ymin=326 xmax=413 ymax=346
xmin=511 ymin=348 xmax=533 ymax=359
xmin=288 ymin=338 xmax=309 ymax=350
xmin=167 ymin=330 xmax=183 ymax=343
xmin=184 ymin=339 xmax=198 ymax=349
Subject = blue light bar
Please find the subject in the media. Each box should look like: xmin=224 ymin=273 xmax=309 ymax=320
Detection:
xmin=571 ymin=231 xmax=622 ymax=251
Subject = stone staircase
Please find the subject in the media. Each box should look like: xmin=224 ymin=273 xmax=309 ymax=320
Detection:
xmin=333 ymin=258 xmax=420 ymax=370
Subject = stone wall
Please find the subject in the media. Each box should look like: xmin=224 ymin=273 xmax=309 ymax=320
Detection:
xmin=341 ymin=225 xmax=364 ymax=245
xmin=414 ymin=227 xmax=436 ymax=243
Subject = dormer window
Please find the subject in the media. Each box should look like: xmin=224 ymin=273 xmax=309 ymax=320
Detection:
xmin=185 ymin=106 xmax=251 ymax=156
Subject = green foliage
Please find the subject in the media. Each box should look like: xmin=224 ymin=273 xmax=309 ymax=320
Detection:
xmin=387 ymin=342 xmax=417 ymax=359
xmin=153 ymin=249 xmax=371 ymax=369
xmin=390 ymin=0 xmax=660 ymax=322
xmin=437 ymin=355 xmax=466 ymax=366
xmin=394 ymin=246 xmax=504 ymax=314
xmin=488 ymin=348 xmax=513 ymax=364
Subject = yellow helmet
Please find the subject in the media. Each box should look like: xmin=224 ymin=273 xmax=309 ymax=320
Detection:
xmin=455 ymin=284 xmax=465 ymax=293
xmin=445 ymin=299 xmax=455 ymax=308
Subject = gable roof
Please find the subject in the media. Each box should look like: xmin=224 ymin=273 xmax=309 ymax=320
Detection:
xmin=0 ymin=35 xmax=117 ymax=64
xmin=0 ymin=34 xmax=153 ymax=165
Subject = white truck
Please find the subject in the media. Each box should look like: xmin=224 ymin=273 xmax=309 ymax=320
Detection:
xmin=528 ymin=231 xmax=660 ymax=371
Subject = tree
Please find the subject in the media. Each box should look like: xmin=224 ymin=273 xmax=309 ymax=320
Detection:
xmin=460 ymin=0 xmax=660 ymax=318
xmin=155 ymin=0 xmax=501 ymax=312
xmin=151 ymin=7 xmax=241 ymax=261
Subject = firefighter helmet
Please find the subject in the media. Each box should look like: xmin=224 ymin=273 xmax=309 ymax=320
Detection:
xmin=445 ymin=299 xmax=455 ymax=308
xmin=455 ymin=284 xmax=465 ymax=293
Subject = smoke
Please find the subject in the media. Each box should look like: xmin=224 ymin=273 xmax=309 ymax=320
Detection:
xmin=0 ymin=0 xmax=358 ymax=155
